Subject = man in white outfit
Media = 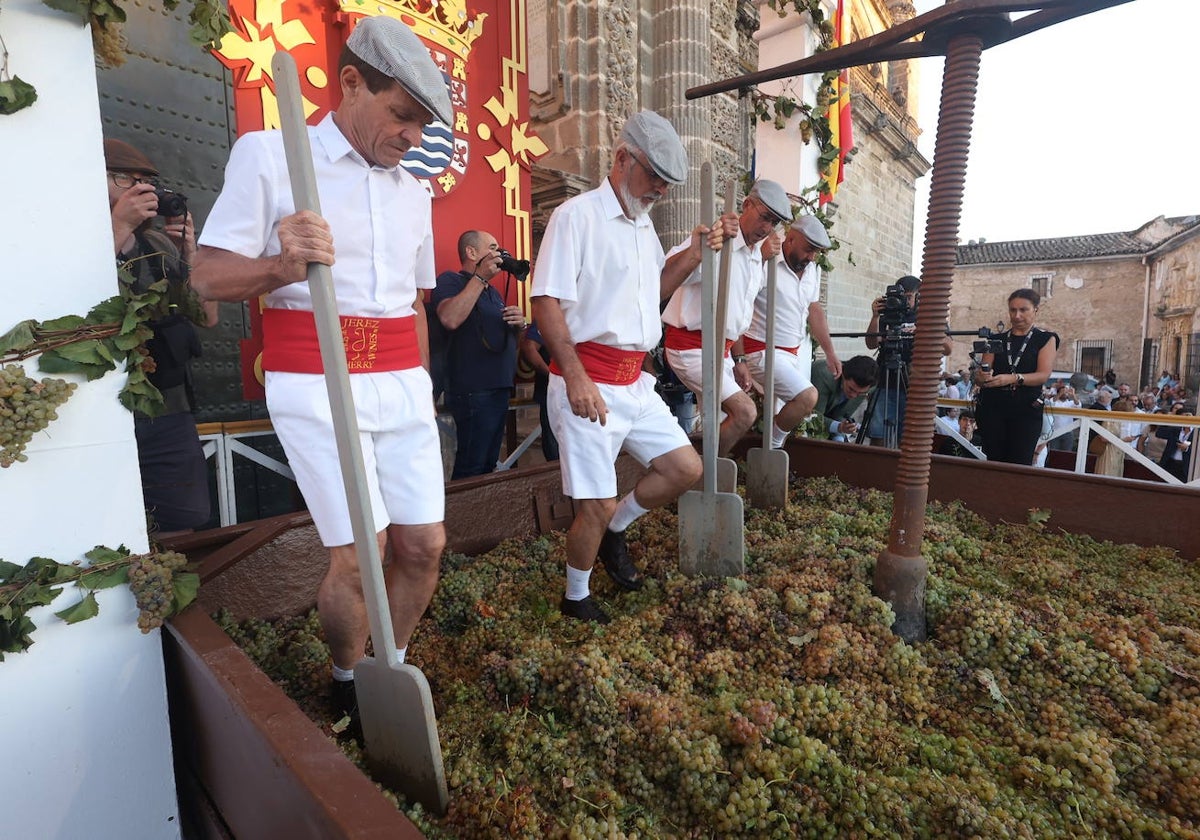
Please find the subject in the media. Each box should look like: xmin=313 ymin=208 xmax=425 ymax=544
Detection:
xmin=741 ymin=214 xmax=836 ymax=449
xmin=191 ymin=17 xmax=449 ymax=729
xmin=661 ymin=179 xmax=785 ymax=456
xmin=531 ymin=111 xmax=730 ymax=624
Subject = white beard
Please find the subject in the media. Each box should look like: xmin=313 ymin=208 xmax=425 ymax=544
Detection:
xmin=618 ymin=180 xmax=656 ymax=220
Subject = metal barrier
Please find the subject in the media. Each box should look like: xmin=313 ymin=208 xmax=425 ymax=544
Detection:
xmin=197 ymin=420 xmax=294 ymax=527
xmin=197 ymin=398 xmax=548 ymax=526
xmin=932 ymin=399 xmax=1198 ymax=486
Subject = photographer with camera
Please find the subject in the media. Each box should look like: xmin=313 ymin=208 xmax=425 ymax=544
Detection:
xmin=105 ymin=138 xmax=217 ymax=535
xmin=862 ymin=275 xmax=951 ymax=447
xmin=973 ymin=288 xmax=1060 ymax=465
xmin=433 ymin=229 xmax=530 ymax=478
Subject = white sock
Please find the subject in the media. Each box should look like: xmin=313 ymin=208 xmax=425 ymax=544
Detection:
xmin=565 ymin=565 xmax=593 ymax=601
xmin=608 ymin=492 xmax=649 ymax=532
xmin=396 ymin=646 xmax=407 ymax=664
xmin=332 ymin=663 xmax=355 ymax=682
xmin=771 ymin=422 xmax=789 ymax=449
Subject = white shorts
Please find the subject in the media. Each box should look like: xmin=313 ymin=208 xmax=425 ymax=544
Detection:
xmin=745 ymin=349 xmax=814 ymax=403
xmin=266 ymin=368 xmax=445 ymax=547
xmin=664 ymin=347 xmax=740 ymax=412
xmin=548 ymin=371 xmax=691 ymax=499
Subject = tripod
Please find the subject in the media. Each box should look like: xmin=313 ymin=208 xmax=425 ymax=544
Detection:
xmin=855 ymin=348 xmax=909 ymax=448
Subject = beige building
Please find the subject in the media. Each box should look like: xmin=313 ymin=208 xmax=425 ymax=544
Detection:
xmin=948 ymin=215 xmax=1200 ymax=392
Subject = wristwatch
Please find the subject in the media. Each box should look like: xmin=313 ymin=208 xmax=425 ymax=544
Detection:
xmin=1016 ymin=374 xmax=1025 ymax=386
xmin=732 ymin=355 xmax=748 ymax=364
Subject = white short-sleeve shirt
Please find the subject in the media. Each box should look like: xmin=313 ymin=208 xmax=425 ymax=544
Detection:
xmin=745 ymin=256 xmax=820 ymax=348
xmin=661 ymin=228 xmax=766 ymax=341
xmin=198 ymin=113 xmax=435 ymax=318
xmin=531 ymin=179 xmax=665 ymax=351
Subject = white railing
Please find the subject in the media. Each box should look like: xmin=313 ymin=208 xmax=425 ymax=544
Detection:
xmin=197 ymin=397 xmax=546 ymax=526
xmin=935 ymin=399 xmax=1199 ymax=487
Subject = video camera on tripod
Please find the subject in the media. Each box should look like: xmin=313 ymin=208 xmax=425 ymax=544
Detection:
xmin=875 ymin=280 xmax=918 ymax=370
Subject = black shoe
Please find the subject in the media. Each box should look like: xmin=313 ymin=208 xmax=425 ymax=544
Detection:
xmin=560 ymin=595 xmax=611 ymax=624
xmin=330 ymin=678 xmax=362 ymax=740
xmin=598 ymin=528 xmax=643 ymax=590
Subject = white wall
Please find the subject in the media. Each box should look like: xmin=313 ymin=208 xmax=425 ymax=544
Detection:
xmin=0 ymin=3 xmax=181 ymax=837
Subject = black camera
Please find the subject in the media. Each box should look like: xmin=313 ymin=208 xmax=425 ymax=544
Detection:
xmin=154 ymin=187 xmax=188 ymax=218
xmin=497 ymin=248 xmax=531 ymax=279
xmin=971 ymin=326 xmax=1005 ymax=358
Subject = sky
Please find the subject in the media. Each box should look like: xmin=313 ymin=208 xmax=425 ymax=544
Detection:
xmin=910 ymin=0 xmax=1200 ymax=249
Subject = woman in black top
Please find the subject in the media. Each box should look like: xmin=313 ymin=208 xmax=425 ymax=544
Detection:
xmin=974 ymin=288 xmax=1060 ymax=465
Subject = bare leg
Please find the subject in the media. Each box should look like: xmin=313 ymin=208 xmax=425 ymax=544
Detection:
xmin=773 ymin=386 xmax=818 ymax=436
xmin=318 ymin=531 xmax=387 ymax=671
xmin=384 ymin=521 xmax=446 ymax=649
xmin=566 ymin=498 xmax=616 ymax=572
xmin=717 ymin=390 xmax=758 ymax=456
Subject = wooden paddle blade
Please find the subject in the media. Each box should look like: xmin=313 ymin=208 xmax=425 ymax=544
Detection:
xmin=678 ymin=489 xmax=745 ymax=577
xmin=716 ymin=456 xmax=738 ymax=494
xmin=355 ymin=659 xmax=449 ymax=815
xmin=746 ymin=446 xmax=790 ymax=510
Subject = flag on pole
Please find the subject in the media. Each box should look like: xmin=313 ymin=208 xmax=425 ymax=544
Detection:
xmin=821 ymin=0 xmax=853 ymax=205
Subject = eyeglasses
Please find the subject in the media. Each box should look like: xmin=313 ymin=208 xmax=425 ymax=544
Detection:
xmin=748 ymin=198 xmax=786 ymax=227
xmin=627 ymin=152 xmax=669 ymax=188
xmin=108 ymin=172 xmax=158 ymax=189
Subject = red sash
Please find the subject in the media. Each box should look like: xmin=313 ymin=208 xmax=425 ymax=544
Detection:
xmin=664 ymin=325 xmax=734 ymax=356
xmin=261 ymin=308 xmax=420 ymax=374
xmin=741 ymin=336 xmax=799 ymax=355
xmin=550 ymin=341 xmax=645 ymax=385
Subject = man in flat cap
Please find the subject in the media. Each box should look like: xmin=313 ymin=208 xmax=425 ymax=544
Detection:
xmin=864 ymin=274 xmax=952 ymax=446
xmin=531 ymin=110 xmax=730 ymax=624
xmin=106 ymin=137 xmax=218 ymax=534
xmin=662 ymin=178 xmax=785 ymax=455
xmin=740 ymin=213 xmax=840 ymax=449
xmin=191 ymin=15 xmax=453 ymax=730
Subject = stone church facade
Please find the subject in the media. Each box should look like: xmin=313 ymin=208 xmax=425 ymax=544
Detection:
xmin=524 ymin=0 xmax=931 ymax=352
xmin=948 ymin=216 xmax=1200 ymax=393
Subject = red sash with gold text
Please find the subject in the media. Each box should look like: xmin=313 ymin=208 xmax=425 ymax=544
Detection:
xmin=261 ymin=308 xmax=420 ymax=374
xmin=550 ymin=341 xmax=646 ymax=386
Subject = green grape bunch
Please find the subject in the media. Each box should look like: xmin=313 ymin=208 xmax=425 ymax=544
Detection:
xmin=0 ymin=363 xmax=77 ymax=467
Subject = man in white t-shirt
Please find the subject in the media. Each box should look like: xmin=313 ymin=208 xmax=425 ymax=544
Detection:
xmin=531 ymin=111 xmax=730 ymax=624
xmin=741 ymin=215 xmax=836 ymax=449
xmin=661 ymin=179 xmax=785 ymax=455
xmin=191 ymin=17 xmax=450 ymax=730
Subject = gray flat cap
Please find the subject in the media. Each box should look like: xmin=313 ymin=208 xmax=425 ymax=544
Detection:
xmin=750 ymin=179 xmax=792 ymax=222
xmin=620 ymin=110 xmax=688 ymax=185
xmin=793 ymin=214 xmax=832 ymax=249
xmin=347 ymin=16 xmax=453 ymax=127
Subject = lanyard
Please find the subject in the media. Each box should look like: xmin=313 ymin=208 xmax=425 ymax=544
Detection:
xmin=1007 ymin=330 xmax=1033 ymax=373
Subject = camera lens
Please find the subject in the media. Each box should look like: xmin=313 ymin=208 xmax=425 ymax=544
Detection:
xmin=154 ymin=187 xmax=188 ymax=218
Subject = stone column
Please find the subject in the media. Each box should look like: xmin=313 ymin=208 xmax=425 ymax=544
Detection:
xmin=652 ymin=0 xmax=712 ymax=247
xmin=886 ymin=0 xmax=918 ymax=114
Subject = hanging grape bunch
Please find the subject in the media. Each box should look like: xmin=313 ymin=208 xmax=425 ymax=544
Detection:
xmin=0 ymin=363 xmax=77 ymax=467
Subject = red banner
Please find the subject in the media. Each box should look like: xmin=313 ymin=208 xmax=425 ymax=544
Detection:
xmin=211 ymin=0 xmax=545 ymax=399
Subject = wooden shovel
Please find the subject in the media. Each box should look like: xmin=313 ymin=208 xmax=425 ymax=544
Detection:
xmin=711 ymin=181 xmax=739 ymax=493
xmin=679 ymin=163 xmax=745 ymax=577
xmin=746 ymin=257 xmax=789 ymax=509
xmin=271 ymin=51 xmax=449 ymax=815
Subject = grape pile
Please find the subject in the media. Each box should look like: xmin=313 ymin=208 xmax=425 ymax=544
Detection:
xmin=127 ymin=550 xmax=188 ymax=631
xmin=220 ymin=477 xmax=1200 ymax=839
xmin=0 ymin=363 xmax=77 ymax=467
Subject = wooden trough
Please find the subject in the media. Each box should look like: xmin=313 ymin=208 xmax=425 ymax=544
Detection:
xmin=162 ymin=441 xmax=1198 ymax=839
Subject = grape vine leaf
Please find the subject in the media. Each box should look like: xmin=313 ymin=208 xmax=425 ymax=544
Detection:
xmin=55 ymin=591 xmax=100 ymax=624
xmin=86 ymin=296 xmax=126 ymax=325
xmin=171 ymin=572 xmax=201 ymax=614
xmin=40 ymin=0 xmax=91 ymax=22
xmin=0 ymin=612 xmax=39 ymax=660
xmin=0 ymin=321 xmax=37 ymax=355
xmin=0 ymin=77 xmax=39 ymax=116
xmin=39 ymin=315 xmax=87 ymax=332
xmin=78 ymin=565 xmax=130 ymax=590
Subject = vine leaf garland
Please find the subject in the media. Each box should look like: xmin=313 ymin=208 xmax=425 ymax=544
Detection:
xmin=0 ymin=545 xmax=200 ymax=660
